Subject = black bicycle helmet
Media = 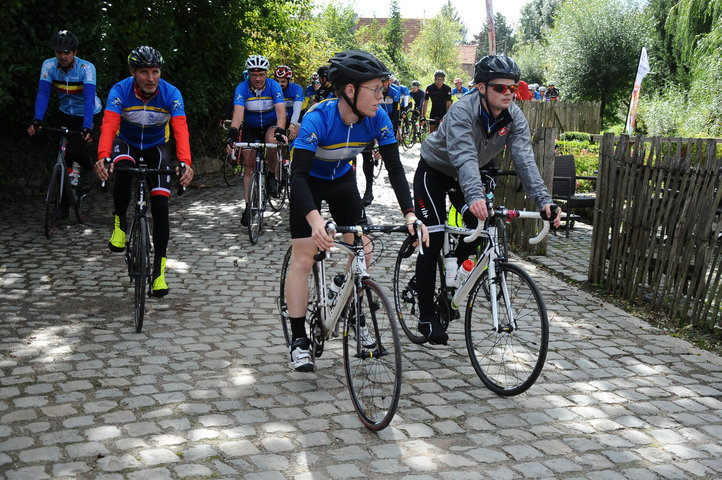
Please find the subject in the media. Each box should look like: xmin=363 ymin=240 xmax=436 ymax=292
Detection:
xmin=50 ymin=30 xmax=79 ymax=52
xmin=433 ymin=70 xmax=446 ymax=79
xmin=128 ymin=46 xmax=164 ymax=69
xmin=411 ymin=80 xmax=421 ymax=87
xmin=317 ymin=65 xmax=329 ymax=78
xmin=327 ymin=50 xmax=392 ymax=87
xmin=474 ymin=55 xmax=521 ymax=84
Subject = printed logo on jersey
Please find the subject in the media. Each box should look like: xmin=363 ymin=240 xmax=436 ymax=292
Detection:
xmin=304 ymin=132 xmax=318 ymax=145
xmin=111 ymin=97 xmax=123 ymax=107
xmin=171 ymin=99 xmax=183 ymax=112
xmin=378 ymin=125 xmax=394 ymax=142
xmin=499 ymin=127 xmax=508 ymax=136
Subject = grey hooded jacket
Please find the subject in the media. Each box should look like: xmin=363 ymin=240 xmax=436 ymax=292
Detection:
xmin=419 ymin=91 xmax=552 ymax=209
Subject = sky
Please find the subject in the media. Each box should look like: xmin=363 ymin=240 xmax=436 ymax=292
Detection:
xmin=314 ymin=0 xmax=532 ymax=42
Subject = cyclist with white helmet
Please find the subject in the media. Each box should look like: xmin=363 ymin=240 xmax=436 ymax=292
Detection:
xmin=226 ymin=55 xmax=286 ymax=225
xmin=274 ymin=65 xmax=304 ymax=141
xmin=284 ymin=49 xmax=429 ymax=371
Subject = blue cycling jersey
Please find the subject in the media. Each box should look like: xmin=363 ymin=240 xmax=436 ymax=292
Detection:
xmin=34 ymin=57 xmax=102 ymax=129
xmin=233 ymin=79 xmax=284 ymax=128
xmin=292 ymin=98 xmax=397 ymax=180
xmin=380 ymin=84 xmax=401 ymax=117
xmin=105 ymin=77 xmax=187 ymax=150
xmin=282 ymin=82 xmax=304 ymax=122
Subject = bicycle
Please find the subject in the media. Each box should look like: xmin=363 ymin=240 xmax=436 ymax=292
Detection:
xmin=392 ymin=170 xmax=555 ymax=396
xmin=231 ymin=140 xmax=284 ymax=244
xmin=105 ymin=158 xmax=186 ymax=333
xmin=272 ymin=138 xmax=291 ymax=208
xmin=42 ymin=126 xmax=96 ymax=238
xmin=278 ymin=221 xmax=410 ymax=430
xmin=220 ymin=120 xmax=243 ymax=186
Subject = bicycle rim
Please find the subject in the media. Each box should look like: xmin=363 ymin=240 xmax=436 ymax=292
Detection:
xmin=223 ymin=152 xmax=243 ymax=186
xmin=267 ymin=161 xmax=287 ymax=212
xmin=343 ymin=279 xmax=402 ymax=431
xmin=279 ymin=245 xmax=320 ymax=347
xmin=465 ymin=263 xmax=549 ymax=395
xmin=392 ymin=235 xmax=451 ymax=345
xmin=133 ymin=217 xmax=148 ymax=333
xmin=44 ymin=166 xmax=62 ymax=239
xmin=247 ymin=173 xmax=262 ymax=244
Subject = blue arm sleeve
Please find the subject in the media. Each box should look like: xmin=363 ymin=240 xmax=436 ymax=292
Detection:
xmin=83 ymin=83 xmax=96 ymax=129
xmin=34 ymin=80 xmax=52 ymax=121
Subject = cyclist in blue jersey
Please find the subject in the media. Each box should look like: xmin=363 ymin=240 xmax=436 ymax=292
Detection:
xmin=274 ymin=65 xmax=304 ymax=142
xmin=94 ymin=46 xmax=194 ymax=297
xmin=28 ymin=30 xmax=103 ymax=196
xmin=226 ymin=55 xmax=286 ymax=226
xmin=395 ymin=77 xmax=410 ymax=113
xmin=452 ymin=77 xmax=469 ymax=101
xmin=408 ymin=80 xmax=425 ymax=120
xmin=360 ymin=74 xmax=400 ymax=206
xmin=284 ymin=50 xmax=429 ymax=371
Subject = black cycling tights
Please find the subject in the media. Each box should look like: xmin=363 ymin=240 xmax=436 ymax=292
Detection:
xmin=113 ymin=178 xmax=170 ymax=261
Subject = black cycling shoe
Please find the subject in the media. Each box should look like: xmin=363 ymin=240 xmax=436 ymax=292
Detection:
xmin=241 ymin=207 xmax=249 ymax=227
xmin=418 ymin=313 xmax=449 ymax=345
xmin=266 ymin=174 xmax=280 ymax=198
xmin=363 ymin=189 xmax=374 ymax=206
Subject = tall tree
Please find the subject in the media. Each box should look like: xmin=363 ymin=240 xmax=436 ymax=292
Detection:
xmin=315 ymin=0 xmax=358 ymax=52
xmin=546 ymin=0 xmax=650 ymax=125
xmin=385 ymin=0 xmax=404 ymax=64
xmin=408 ymin=12 xmax=465 ymax=85
xmin=473 ymin=13 xmax=516 ymax=60
xmin=440 ymin=1 xmax=467 ymax=43
xmin=518 ymin=0 xmax=562 ymax=44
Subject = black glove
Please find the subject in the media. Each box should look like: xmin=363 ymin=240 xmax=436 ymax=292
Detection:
xmin=227 ymin=127 xmax=239 ymax=147
xmin=30 ymin=119 xmax=42 ymax=130
xmin=274 ymin=126 xmax=286 ymax=142
xmin=82 ymin=127 xmax=92 ymax=139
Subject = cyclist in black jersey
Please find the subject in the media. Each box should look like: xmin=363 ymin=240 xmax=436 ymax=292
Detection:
xmin=422 ymin=70 xmax=452 ymax=134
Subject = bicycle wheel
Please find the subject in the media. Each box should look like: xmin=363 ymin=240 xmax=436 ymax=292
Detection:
xmin=399 ymin=119 xmax=410 ymax=151
xmin=393 ymin=235 xmax=451 ymax=344
xmin=222 ymin=151 xmax=243 ymax=186
xmin=76 ymin=181 xmax=95 ymax=224
xmin=44 ymin=165 xmax=62 ymax=239
xmin=130 ymin=217 xmax=149 ymax=333
xmin=406 ymin=121 xmax=417 ymax=149
xmin=247 ymin=172 xmax=262 ymax=244
xmin=279 ymin=245 xmax=320 ymax=348
xmin=372 ymin=156 xmax=383 ymax=179
xmin=267 ymin=152 xmax=287 ymax=212
xmin=343 ymin=278 xmax=402 ymax=431
xmin=465 ymin=262 xmax=549 ymax=396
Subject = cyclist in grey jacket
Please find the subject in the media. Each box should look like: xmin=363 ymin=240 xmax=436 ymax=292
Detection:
xmin=413 ymin=55 xmax=561 ymax=344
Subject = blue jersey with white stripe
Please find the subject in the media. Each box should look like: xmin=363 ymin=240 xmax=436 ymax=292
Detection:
xmin=282 ymin=82 xmax=304 ymax=118
xmin=105 ymin=77 xmax=186 ymax=150
xmin=380 ymin=84 xmax=401 ymax=117
xmin=292 ymin=98 xmax=397 ymax=180
xmin=233 ymin=79 xmax=285 ymax=128
xmin=35 ymin=57 xmax=102 ymax=126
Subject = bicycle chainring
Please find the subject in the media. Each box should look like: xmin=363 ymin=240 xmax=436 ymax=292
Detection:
xmin=310 ymin=312 xmax=325 ymax=358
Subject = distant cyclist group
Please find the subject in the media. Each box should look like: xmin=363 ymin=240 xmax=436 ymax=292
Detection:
xmin=29 ymin=30 xmax=560 ymax=372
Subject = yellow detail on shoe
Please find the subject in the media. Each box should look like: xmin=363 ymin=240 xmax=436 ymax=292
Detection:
xmin=152 ymin=257 xmax=169 ymax=297
xmin=108 ymin=215 xmax=126 ymax=252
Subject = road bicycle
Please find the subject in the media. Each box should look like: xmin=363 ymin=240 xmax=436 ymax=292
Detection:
xmin=273 ymin=138 xmax=291 ymax=208
xmin=371 ymin=144 xmax=383 ymax=179
xmin=42 ymin=126 xmax=95 ymax=238
xmin=393 ymin=170 xmax=555 ymax=396
xmin=232 ymin=141 xmax=284 ymax=244
xmin=106 ymin=159 xmax=186 ymax=332
xmin=278 ymin=221 xmax=410 ymax=430
xmin=399 ymin=110 xmax=420 ymax=150
xmin=220 ymin=120 xmax=243 ymax=186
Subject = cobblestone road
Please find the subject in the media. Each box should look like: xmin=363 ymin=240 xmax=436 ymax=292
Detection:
xmin=1 ymin=147 xmax=721 ymax=479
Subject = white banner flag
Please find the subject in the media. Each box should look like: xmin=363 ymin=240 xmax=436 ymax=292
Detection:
xmin=625 ymin=47 xmax=650 ymax=133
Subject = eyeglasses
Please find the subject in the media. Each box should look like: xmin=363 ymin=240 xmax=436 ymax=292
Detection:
xmin=360 ymin=85 xmax=384 ymax=97
xmin=487 ymin=83 xmax=518 ymax=94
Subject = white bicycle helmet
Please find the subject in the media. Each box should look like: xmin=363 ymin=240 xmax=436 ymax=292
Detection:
xmin=245 ymin=55 xmax=270 ymax=71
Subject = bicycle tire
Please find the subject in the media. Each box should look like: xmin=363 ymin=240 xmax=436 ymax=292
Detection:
xmin=393 ymin=235 xmax=451 ymax=344
xmin=406 ymin=122 xmax=417 ymax=149
xmin=44 ymin=164 xmax=62 ymax=239
xmin=222 ymin=151 xmax=243 ymax=186
xmin=279 ymin=245 xmax=320 ymax=348
xmin=399 ymin=119 xmax=410 ymax=151
xmin=76 ymin=183 xmax=95 ymax=224
xmin=465 ymin=262 xmax=549 ymax=396
xmin=343 ymin=278 xmax=402 ymax=431
xmin=372 ymin=156 xmax=383 ymax=179
xmin=267 ymin=152 xmax=287 ymax=212
xmin=132 ymin=217 xmax=149 ymax=333
xmin=247 ymin=172 xmax=262 ymax=244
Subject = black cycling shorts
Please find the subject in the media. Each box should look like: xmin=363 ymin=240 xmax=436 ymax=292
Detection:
xmin=241 ymin=123 xmax=276 ymax=143
xmin=290 ymin=169 xmax=366 ymax=239
xmin=111 ymin=138 xmax=173 ymax=197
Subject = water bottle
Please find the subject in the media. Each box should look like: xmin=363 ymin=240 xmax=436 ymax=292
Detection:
xmin=444 ymin=256 xmax=458 ymax=287
xmin=69 ymin=162 xmax=80 ymax=187
xmin=455 ymin=259 xmax=475 ymax=288
xmin=327 ymin=274 xmax=345 ymax=305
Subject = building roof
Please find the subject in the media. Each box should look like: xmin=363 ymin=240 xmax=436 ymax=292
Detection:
xmin=457 ymin=45 xmax=477 ymax=65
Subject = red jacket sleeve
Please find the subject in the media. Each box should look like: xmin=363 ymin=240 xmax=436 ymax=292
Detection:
xmin=97 ymin=110 xmax=121 ymax=159
xmin=170 ymin=115 xmax=192 ymax=166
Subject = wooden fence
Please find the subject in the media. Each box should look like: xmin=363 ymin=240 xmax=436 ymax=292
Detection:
xmin=516 ymin=100 xmax=602 ymax=134
xmin=589 ymin=133 xmax=722 ymax=331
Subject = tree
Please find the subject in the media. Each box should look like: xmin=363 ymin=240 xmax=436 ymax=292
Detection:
xmin=440 ymin=1 xmax=467 ymax=43
xmin=518 ymin=0 xmax=562 ymax=44
xmin=545 ymin=0 xmax=650 ymax=125
xmin=408 ymin=12 xmax=465 ymax=86
xmin=473 ymin=13 xmax=516 ymax=60
xmin=315 ymin=1 xmax=358 ymax=52
xmin=385 ymin=0 xmax=404 ymax=64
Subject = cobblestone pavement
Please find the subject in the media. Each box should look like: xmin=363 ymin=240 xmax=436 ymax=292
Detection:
xmin=1 ymin=146 xmax=722 ymax=480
